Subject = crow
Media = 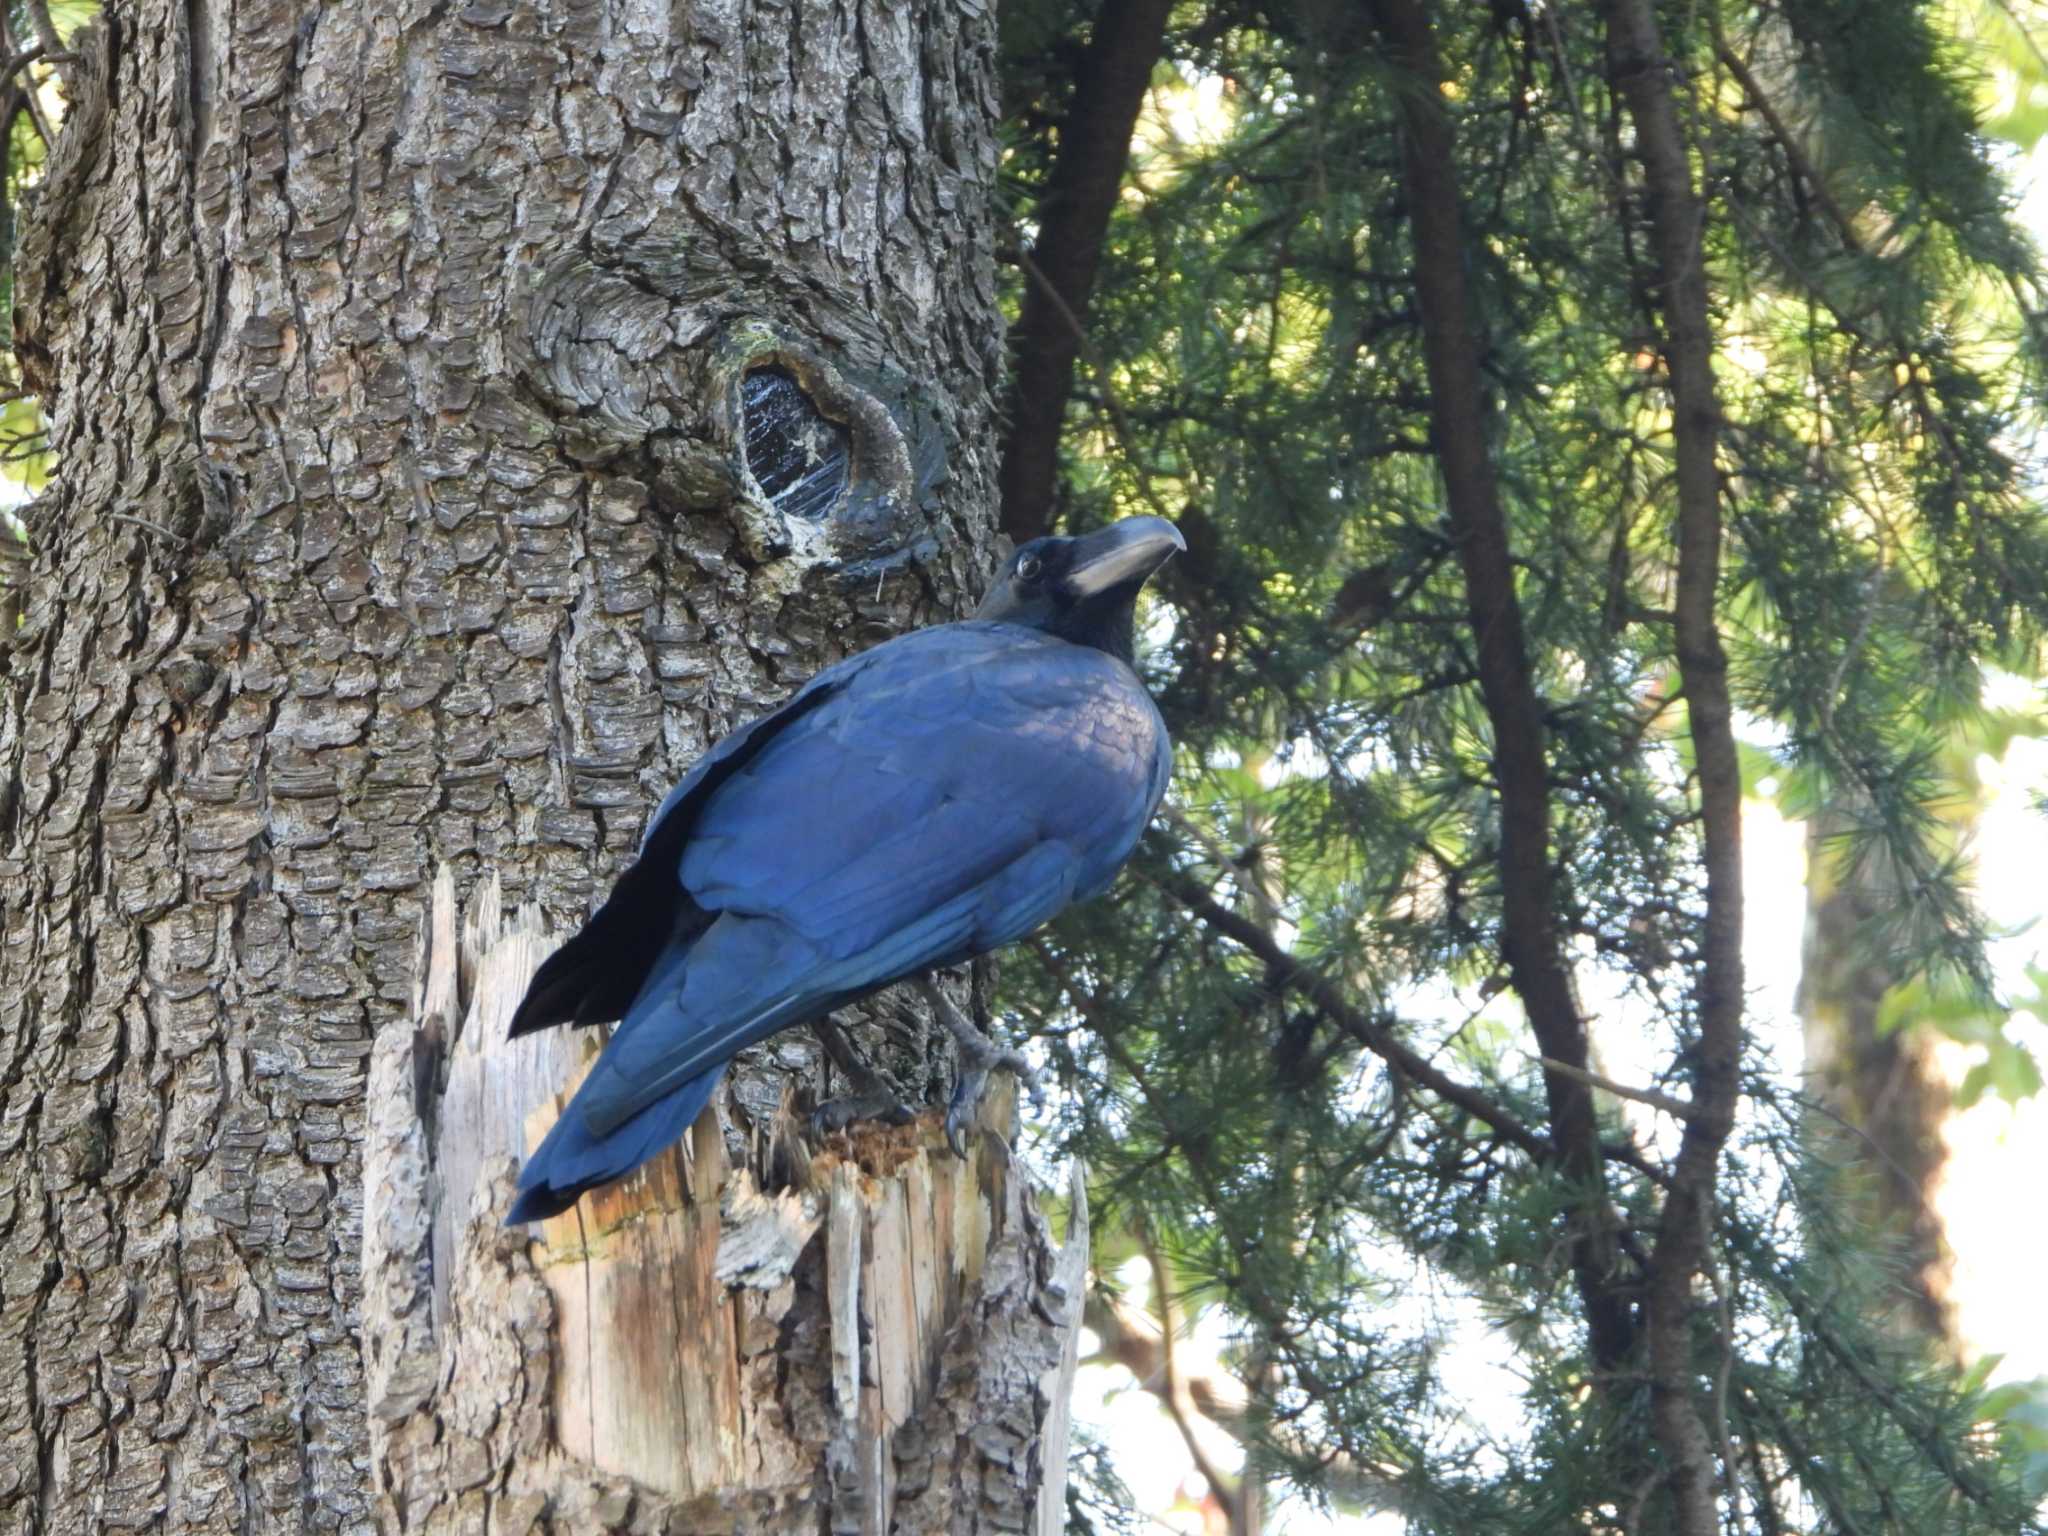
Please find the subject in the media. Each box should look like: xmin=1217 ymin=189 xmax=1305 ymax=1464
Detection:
xmin=504 ymin=515 xmax=1183 ymax=1223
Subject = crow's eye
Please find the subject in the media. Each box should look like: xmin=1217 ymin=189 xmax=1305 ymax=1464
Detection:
xmin=1015 ymin=554 xmax=1043 ymax=584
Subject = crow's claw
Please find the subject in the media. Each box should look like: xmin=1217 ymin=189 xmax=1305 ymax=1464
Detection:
xmin=945 ymin=1099 xmax=974 ymax=1162
xmin=921 ymin=978 xmax=1043 ymax=1160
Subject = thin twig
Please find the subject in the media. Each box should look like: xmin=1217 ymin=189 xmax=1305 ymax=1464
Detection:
xmin=1164 ymin=805 xmax=1284 ymax=934
xmin=1140 ymin=1231 xmax=1250 ymax=1534
xmin=1819 ymin=569 xmax=1883 ymax=735
xmin=1533 ymin=1055 xmax=1698 ymax=1120
xmin=1539 ymin=1 xmax=1623 ymax=204
xmin=0 ymin=44 xmax=46 ymax=95
xmin=1160 ymin=865 xmax=1552 ymax=1161
xmin=1987 ymin=0 xmax=2048 ymax=80
xmin=19 ymin=0 xmax=72 ymax=91
xmin=1756 ymin=1082 xmax=1943 ymax=1234
xmin=1709 ymin=16 xmax=1861 ymax=255
xmin=106 ymin=512 xmax=189 ymax=543
xmin=6 ymin=11 xmax=54 ymax=152
xmin=1701 ymin=1229 xmax=1752 ymax=1534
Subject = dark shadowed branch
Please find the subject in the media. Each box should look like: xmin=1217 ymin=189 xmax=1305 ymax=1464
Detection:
xmin=999 ymin=0 xmax=1175 ymax=545
xmin=1156 ymin=868 xmax=1551 ymax=1162
xmin=1153 ymin=867 xmax=1672 ymax=1192
xmin=1601 ymin=2 xmax=1748 ymax=1532
xmin=1364 ymin=0 xmax=1639 ymax=1373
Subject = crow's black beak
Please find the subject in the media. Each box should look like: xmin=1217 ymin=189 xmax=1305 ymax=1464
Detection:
xmin=1059 ymin=516 xmax=1186 ymax=601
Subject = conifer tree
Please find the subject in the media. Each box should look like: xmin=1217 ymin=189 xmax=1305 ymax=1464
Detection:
xmin=1002 ymin=2 xmax=2048 ymax=1528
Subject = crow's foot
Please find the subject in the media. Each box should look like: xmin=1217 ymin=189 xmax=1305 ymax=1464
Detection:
xmin=916 ymin=977 xmax=1045 ymax=1159
xmin=806 ymin=1017 xmax=917 ymax=1139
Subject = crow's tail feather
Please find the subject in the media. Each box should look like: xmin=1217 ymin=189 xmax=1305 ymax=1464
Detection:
xmin=508 ymin=866 xmax=712 ymax=1038
xmin=505 ymin=926 xmax=620 ymax=1038
xmin=505 ymin=1063 xmax=725 ymax=1225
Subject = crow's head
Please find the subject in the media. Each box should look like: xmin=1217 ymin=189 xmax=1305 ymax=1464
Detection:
xmin=974 ymin=515 xmax=1185 ymax=662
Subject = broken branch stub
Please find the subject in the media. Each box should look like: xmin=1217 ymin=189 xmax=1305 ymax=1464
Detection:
xmin=361 ymin=864 xmax=1088 ymax=1533
xmin=741 ymin=365 xmax=853 ymax=524
xmin=518 ymin=259 xmax=937 ymax=570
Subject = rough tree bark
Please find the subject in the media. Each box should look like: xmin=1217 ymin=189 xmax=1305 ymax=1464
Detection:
xmin=0 ymin=2 xmax=1086 ymax=1532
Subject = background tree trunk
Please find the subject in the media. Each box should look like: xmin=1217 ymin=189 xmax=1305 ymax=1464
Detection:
xmin=1799 ymin=809 xmax=1957 ymax=1348
xmin=0 ymin=2 xmax=1085 ymax=1531
xmin=995 ymin=0 xmax=1173 ymax=547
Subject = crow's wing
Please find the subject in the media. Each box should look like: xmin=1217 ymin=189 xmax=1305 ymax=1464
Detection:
xmin=571 ymin=622 xmax=1168 ymax=1134
xmin=505 ymin=644 xmax=891 ymax=1036
xmin=682 ymin=625 xmax=1165 ymax=953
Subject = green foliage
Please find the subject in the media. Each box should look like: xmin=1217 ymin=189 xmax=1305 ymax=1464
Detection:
xmin=1723 ymin=1094 xmax=2039 ymax=1532
xmin=41 ymin=0 xmax=94 ymax=40
xmin=1953 ymin=0 xmax=2048 ymax=148
xmin=1980 ymin=1374 xmax=2048 ymax=1501
xmin=0 ymin=394 xmax=47 ymax=491
xmin=1878 ymin=965 xmax=2048 ymax=1104
xmin=1000 ymin=1 xmax=2048 ymax=1530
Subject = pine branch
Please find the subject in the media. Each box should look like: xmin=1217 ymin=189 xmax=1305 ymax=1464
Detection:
xmin=1711 ymin=20 xmax=1862 ymax=255
xmin=1139 ymin=1232 xmax=1255 ymax=1536
xmin=1081 ymin=1283 xmax=1407 ymax=1515
xmin=1600 ymin=4 xmax=1748 ymax=1533
xmin=1365 ymin=0 xmax=1639 ymax=1373
xmin=1155 ymin=868 xmax=1551 ymax=1163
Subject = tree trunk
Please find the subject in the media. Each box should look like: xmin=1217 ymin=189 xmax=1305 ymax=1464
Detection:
xmin=0 ymin=3 xmax=1086 ymax=1532
xmin=1798 ymin=810 xmax=1956 ymax=1348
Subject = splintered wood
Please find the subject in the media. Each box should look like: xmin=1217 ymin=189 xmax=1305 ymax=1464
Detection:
xmin=362 ymin=866 xmax=1088 ymax=1534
